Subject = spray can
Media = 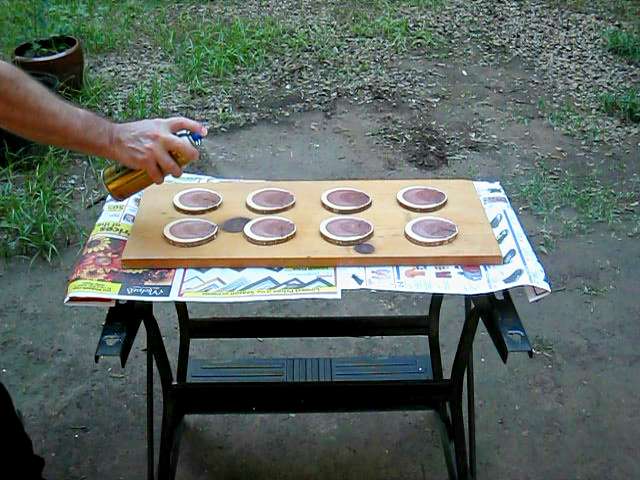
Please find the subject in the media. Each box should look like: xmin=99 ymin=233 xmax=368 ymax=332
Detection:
xmin=102 ymin=130 xmax=203 ymax=201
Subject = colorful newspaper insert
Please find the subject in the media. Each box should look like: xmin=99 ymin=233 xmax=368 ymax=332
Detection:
xmin=66 ymin=177 xmax=548 ymax=305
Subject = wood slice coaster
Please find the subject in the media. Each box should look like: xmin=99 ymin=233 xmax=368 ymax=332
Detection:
xmin=397 ymin=186 xmax=447 ymax=212
xmin=163 ymin=218 xmax=219 ymax=247
xmin=404 ymin=216 xmax=458 ymax=246
xmin=320 ymin=216 xmax=374 ymax=246
xmin=173 ymin=188 xmax=223 ymax=214
xmin=321 ymin=187 xmax=372 ymax=213
xmin=243 ymin=216 xmax=296 ymax=245
xmin=246 ymin=188 xmax=295 ymax=213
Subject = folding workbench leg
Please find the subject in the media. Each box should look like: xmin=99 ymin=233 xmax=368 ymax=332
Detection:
xmin=175 ymin=302 xmax=190 ymax=383
xmin=451 ymin=396 xmax=468 ymax=479
xmin=147 ymin=343 xmax=154 ymax=480
xmin=465 ymin=297 xmax=476 ymax=479
xmin=158 ymin=399 xmax=183 ymax=480
xmin=448 ymin=300 xmax=482 ymax=480
xmin=427 ymin=294 xmax=458 ymax=479
xmin=436 ymin=404 xmax=457 ymax=480
xmin=141 ymin=307 xmax=177 ymax=480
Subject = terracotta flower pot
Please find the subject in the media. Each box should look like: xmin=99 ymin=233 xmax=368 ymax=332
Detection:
xmin=13 ymin=35 xmax=84 ymax=92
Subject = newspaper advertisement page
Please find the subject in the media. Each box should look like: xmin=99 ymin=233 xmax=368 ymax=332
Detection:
xmin=175 ymin=267 xmax=338 ymax=302
xmin=66 ymin=176 xmax=549 ymax=305
xmin=338 ymin=182 xmax=551 ymax=303
xmin=65 ymin=175 xmax=340 ymax=305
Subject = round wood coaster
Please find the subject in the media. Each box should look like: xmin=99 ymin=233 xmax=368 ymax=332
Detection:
xmin=321 ymin=187 xmax=372 ymax=213
xmin=246 ymin=188 xmax=295 ymax=214
xmin=320 ymin=216 xmax=374 ymax=246
xmin=397 ymin=186 xmax=447 ymax=212
xmin=243 ymin=216 xmax=296 ymax=245
xmin=173 ymin=188 xmax=223 ymax=214
xmin=163 ymin=218 xmax=219 ymax=247
xmin=404 ymin=216 xmax=458 ymax=246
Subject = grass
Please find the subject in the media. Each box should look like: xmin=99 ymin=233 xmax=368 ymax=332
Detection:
xmin=604 ymin=28 xmax=640 ymax=63
xmin=548 ymin=106 xmax=603 ymax=141
xmin=0 ymin=0 xmax=156 ymax=58
xmin=510 ymin=161 xmax=637 ymax=238
xmin=121 ymin=78 xmax=168 ymax=120
xmin=0 ymin=148 xmax=82 ymax=261
xmin=348 ymin=12 xmax=435 ymax=50
xmin=581 ymin=282 xmax=609 ymax=296
xmin=532 ymin=335 xmax=554 ymax=357
xmin=72 ymin=71 xmax=118 ymax=116
xmin=348 ymin=0 xmax=445 ymax=10
xmin=553 ymin=0 xmax=640 ymax=26
xmin=157 ymin=14 xmax=310 ymax=93
xmin=600 ymin=87 xmax=640 ymax=123
xmin=537 ymin=98 xmax=604 ymax=141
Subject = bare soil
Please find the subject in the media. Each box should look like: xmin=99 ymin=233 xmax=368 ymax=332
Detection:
xmin=1 ymin=1 xmax=640 ymax=479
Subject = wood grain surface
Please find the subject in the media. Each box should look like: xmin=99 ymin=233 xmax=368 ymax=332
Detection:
xmin=121 ymin=179 xmax=502 ymax=268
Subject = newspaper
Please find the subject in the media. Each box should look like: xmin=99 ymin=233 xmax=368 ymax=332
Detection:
xmin=338 ymin=182 xmax=551 ymax=302
xmin=65 ymin=174 xmax=340 ymax=305
xmin=65 ymin=175 xmax=550 ymax=306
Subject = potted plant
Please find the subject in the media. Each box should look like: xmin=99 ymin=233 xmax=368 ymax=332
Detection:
xmin=13 ymin=34 xmax=84 ymax=92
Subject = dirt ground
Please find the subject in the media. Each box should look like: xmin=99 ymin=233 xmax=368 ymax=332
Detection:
xmin=2 ymin=17 xmax=640 ymax=480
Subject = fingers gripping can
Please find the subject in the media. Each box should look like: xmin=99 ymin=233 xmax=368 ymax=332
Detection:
xmin=102 ymin=130 xmax=203 ymax=201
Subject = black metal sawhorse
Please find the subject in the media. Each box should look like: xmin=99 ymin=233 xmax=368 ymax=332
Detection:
xmin=95 ymin=291 xmax=532 ymax=480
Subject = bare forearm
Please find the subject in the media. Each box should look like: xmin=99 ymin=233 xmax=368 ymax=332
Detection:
xmin=0 ymin=60 xmax=114 ymax=158
xmin=0 ymin=60 xmax=207 ymax=183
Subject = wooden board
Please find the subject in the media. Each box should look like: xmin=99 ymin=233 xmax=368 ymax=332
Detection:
xmin=121 ymin=179 xmax=502 ymax=268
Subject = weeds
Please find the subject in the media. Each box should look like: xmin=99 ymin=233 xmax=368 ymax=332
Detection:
xmin=600 ymin=87 xmax=640 ymax=123
xmin=121 ymin=78 xmax=167 ymax=120
xmin=0 ymin=0 xmax=154 ymax=57
xmin=0 ymin=148 xmax=82 ymax=261
xmin=553 ymin=0 xmax=640 ymax=26
xmin=604 ymin=28 xmax=640 ymax=63
xmin=581 ymin=283 xmax=608 ymax=296
xmin=72 ymin=71 xmax=117 ymax=116
xmin=348 ymin=0 xmax=445 ymax=10
xmin=532 ymin=335 xmax=554 ymax=357
xmin=538 ymin=99 xmax=603 ymax=141
xmin=511 ymin=161 xmax=637 ymax=237
xmin=158 ymin=15 xmax=309 ymax=93
xmin=348 ymin=11 xmax=436 ymax=51
xmin=547 ymin=103 xmax=590 ymax=136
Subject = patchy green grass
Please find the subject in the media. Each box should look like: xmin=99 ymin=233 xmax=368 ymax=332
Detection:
xmin=348 ymin=11 xmax=435 ymax=50
xmin=548 ymin=104 xmax=587 ymax=134
xmin=511 ymin=161 xmax=637 ymax=237
xmin=72 ymin=71 xmax=118 ymax=116
xmin=605 ymin=28 xmax=640 ymax=63
xmin=0 ymin=0 xmax=156 ymax=58
xmin=73 ymin=72 xmax=172 ymax=121
xmin=349 ymin=0 xmax=445 ymax=9
xmin=581 ymin=282 xmax=609 ymax=296
xmin=537 ymin=99 xmax=604 ymax=141
xmin=0 ymin=148 xmax=82 ymax=261
xmin=532 ymin=334 xmax=554 ymax=357
xmin=157 ymin=14 xmax=310 ymax=93
xmin=600 ymin=87 xmax=640 ymax=123
xmin=553 ymin=0 xmax=640 ymax=26
xmin=121 ymin=78 xmax=168 ymax=120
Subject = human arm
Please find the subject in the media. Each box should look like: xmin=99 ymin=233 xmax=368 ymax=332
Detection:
xmin=0 ymin=60 xmax=207 ymax=183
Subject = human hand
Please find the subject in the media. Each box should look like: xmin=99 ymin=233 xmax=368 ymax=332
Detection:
xmin=109 ymin=117 xmax=208 ymax=184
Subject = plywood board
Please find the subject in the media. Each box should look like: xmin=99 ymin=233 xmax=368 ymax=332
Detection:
xmin=121 ymin=179 xmax=502 ymax=268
